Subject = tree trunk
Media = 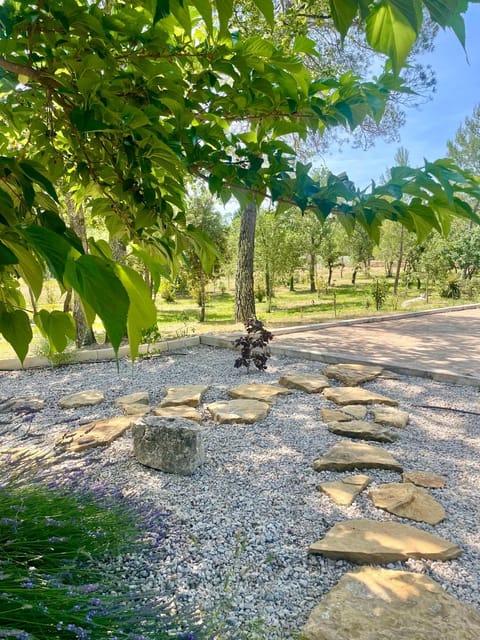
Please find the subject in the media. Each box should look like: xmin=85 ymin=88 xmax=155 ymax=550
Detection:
xmin=393 ymin=226 xmax=404 ymax=294
xmin=309 ymin=235 xmax=317 ymax=293
xmin=199 ymin=273 xmax=206 ymax=323
xmin=265 ymin=268 xmax=271 ymax=299
xmin=327 ymin=264 xmax=333 ymax=286
xmin=65 ymin=193 xmax=97 ymax=347
xmin=289 ymin=274 xmax=295 ymax=291
xmin=235 ymin=202 xmax=257 ymax=322
xmin=351 ymin=266 xmax=359 ymax=285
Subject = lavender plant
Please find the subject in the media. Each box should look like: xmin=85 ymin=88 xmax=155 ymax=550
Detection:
xmin=0 ymin=483 xmax=201 ymax=640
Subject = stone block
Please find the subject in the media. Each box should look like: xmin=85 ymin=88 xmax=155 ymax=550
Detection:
xmin=133 ymin=416 xmax=205 ymax=475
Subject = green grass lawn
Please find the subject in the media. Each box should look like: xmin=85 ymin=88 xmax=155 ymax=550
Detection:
xmin=1 ymin=269 xmax=478 ymax=360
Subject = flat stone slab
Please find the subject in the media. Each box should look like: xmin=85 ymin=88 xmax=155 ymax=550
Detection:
xmin=321 ymin=405 xmax=367 ymax=423
xmin=308 ymin=519 xmax=461 ymax=563
xmin=313 ymin=441 xmax=403 ymax=472
xmin=372 ymin=406 xmax=410 ymax=429
xmin=327 ymin=420 xmax=399 ymax=443
xmin=115 ymin=391 xmax=149 ymax=407
xmin=278 ymin=374 xmax=329 ymax=393
xmin=122 ymin=403 xmax=151 ymax=417
xmin=0 ymin=396 xmax=45 ymax=413
xmin=55 ymin=417 xmax=133 ymax=452
xmin=160 ymin=385 xmax=208 ymax=408
xmin=301 ymin=567 xmax=480 ymax=640
xmin=403 ymin=470 xmax=446 ymax=488
xmin=318 ymin=474 xmax=370 ymax=506
xmin=228 ymin=383 xmax=289 ymax=403
xmin=153 ymin=405 xmax=202 ymax=423
xmin=207 ymin=399 xmax=270 ymax=424
xmin=59 ymin=390 xmax=105 ymax=408
xmin=324 ymin=363 xmax=383 ymax=386
xmin=369 ymin=482 xmax=446 ymax=525
xmin=324 ymin=387 xmax=398 ymax=407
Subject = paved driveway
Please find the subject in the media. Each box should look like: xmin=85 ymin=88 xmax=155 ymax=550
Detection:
xmin=273 ymin=307 xmax=480 ymax=380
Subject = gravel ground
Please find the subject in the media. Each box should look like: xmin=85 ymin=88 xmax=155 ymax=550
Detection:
xmin=1 ymin=345 xmax=479 ymax=638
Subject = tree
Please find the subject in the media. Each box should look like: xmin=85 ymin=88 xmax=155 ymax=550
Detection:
xmin=317 ymin=217 xmax=342 ymax=286
xmin=0 ymin=0 xmax=479 ymax=361
xmin=184 ymin=188 xmax=228 ymax=322
xmin=447 ymin=104 xmax=480 ymax=176
xmin=338 ymin=226 xmax=374 ymax=284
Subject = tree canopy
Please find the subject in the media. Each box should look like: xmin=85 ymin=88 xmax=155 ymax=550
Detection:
xmin=0 ymin=0 xmax=479 ymax=361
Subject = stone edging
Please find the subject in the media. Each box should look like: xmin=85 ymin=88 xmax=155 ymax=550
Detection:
xmin=0 ymin=336 xmax=200 ymax=371
xmin=199 ymin=334 xmax=480 ymax=389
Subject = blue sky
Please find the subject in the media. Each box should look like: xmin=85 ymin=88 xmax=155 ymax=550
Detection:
xmin=319 ymin=3 xmax=480 ymax=189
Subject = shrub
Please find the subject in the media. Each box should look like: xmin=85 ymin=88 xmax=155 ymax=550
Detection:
xmin=159 ymin=280 xmax=176 ymax=302
xmin=370 ymin=278 xmax=389 ymax=310
xmin=233 ymin=318 xmax=273 ymax=371
xmin=439 ymin=274 xmax=461 ymax=299
xmin=254 ymin=285 xmax=266 ymax=303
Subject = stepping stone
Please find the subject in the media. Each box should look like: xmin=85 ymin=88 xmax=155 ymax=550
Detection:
xmin=369 ymin=482 xmax=446 ymax=525
xmin=324 ymin=386 xmax=398 ymax=407
xmin=153 ymin=405 xmax=201 ymax=423
xmin=327 ymin=420 xmax=398 ymax=443
xmin=278 ymin=374 xmax=329 ymax=393
xmin=301 ymin=567 xmax=480 ymax=640
xmin=115 ymin=391 xmax=149 ymax=407
xmin=308 ymin=519 xmax=461 ymax=563
xmin=59 ymin=389 xmax=105 ymax=408
xmin=228 ymin=383 xmax=289 ymax=403
xmin=318 ymin=474 xmax=370 ymax=506
xmin=55 ymin=417 xmax=133 ymax=452
xmin=372 ymin=406 xmax=410 ymax=429
xmin=342 ymin=405 xmax=368 ymax=419
xmin=321 ymin=405 xmax=367 ymax=423
xmin=122 ymin=403 xmax=151 ymax=417
xmin=0 ymin=396 xmax=46 ymax=413
xmin=324 ymin=363 xmax=383 ymax=386
xmin=160 ymin=385 xmax=208 ymax=408
xmin=313 ymin=441 xmax=402 ymax=472
xmin=403 ymin=470 xmax=446 ymax=489
xmin=207 ymin=399 xmax=269 ymax=424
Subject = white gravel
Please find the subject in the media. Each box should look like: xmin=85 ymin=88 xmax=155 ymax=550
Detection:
xmin=1 ymin=345 xmax=479 ymax=638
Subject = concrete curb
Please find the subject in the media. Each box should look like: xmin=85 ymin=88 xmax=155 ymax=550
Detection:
xmin=269 ymin=303 xmax=480 ymax=336
xmin=0 ymin=336 xmax=200 ymax=371
xmin=199 ymin=334 xmax=480 ymax=389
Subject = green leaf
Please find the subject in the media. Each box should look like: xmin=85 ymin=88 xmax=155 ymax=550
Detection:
xmin=19 ymin=161 xmax=59 ymax=203
xmin=113 ymin=264 xmax=157 ymax=360
xmin=154 ymin=0 xmax=170 ymax=24
xmin=423 ymin=0 xmax=466 ymax=28
xmin=251 ymin=0 xmax=274 ymax=27
xmin=293 ymin=35 xmax=318 ymax=56
xmin=70 ymin=106 xmax=109 ymax=132
xmin=329 ymin=0 xmax=360 ymax=38
xmin=216 ymin=0 xmax=233 ymax=37
xmin=0 ymin=241 xmax=18 ymax=265
xmin=3 ymin=241 xmax=44 ymax=299
xmin=191 ymin=0 xmax=213 ymax=31
xmin=64 ymin=255 xmax=129 ymax=355
xmin=0 ymin=308 xmax=32 ymax=363
xmin=19 ymin=225 xmax=77 ymax=283
xmin=366 ymin=1 xmax=417 ymax=73
xmin=34 ymin=310 xmax=76 ymax=353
